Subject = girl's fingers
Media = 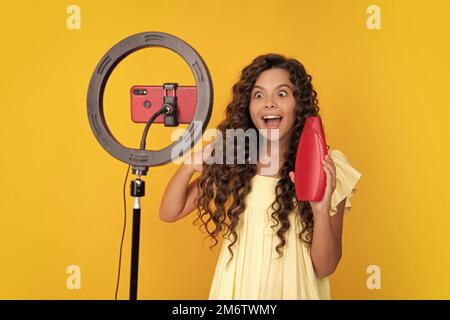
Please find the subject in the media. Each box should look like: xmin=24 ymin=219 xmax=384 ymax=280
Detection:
xmin=324 ymin=155 xmax=336 ymax=170
xmin=323 ymin=165 xmax=335 ymax=199
xmin=323 ymin=164 xmax=330 ymax=182
xmin=323 ymin=162 xmax=336 ymax=189
xmin=289 ymin=171 xmax=295 ymax=183
xmin=323 ymin=157 xmax=336 ymax=176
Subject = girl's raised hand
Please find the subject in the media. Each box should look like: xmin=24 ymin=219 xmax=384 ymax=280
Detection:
xmin=184 ymin=141 xmax=215 ymax=174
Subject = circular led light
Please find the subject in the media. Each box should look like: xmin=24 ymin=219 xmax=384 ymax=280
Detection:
xmin=87 ymin=31 xmax=213 ymax=168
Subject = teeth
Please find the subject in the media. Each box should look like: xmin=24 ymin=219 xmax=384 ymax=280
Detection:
xmin=262 ymin=115 xmax=282 ymax=120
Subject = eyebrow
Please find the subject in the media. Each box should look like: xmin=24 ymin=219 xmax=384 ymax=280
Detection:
xmin=252 ymin=83 xmax=292 ymax=91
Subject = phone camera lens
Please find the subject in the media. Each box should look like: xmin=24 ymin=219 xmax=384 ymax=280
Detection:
xmin=134 ymin=89 xmax=147 ymax=95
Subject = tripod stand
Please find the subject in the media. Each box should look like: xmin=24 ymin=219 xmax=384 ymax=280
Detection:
xmin=128 ymin=83 xmax=179 ymax=300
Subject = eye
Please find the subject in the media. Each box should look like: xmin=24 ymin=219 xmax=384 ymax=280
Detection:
xmin=278 ymin=90 xmax=288 ymax=97
xmin=253 ymin=91 xmax=263 ymax=99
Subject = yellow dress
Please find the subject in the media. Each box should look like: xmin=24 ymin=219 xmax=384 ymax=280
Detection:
xmin=208 ymin=149 xmax=362 ymax=300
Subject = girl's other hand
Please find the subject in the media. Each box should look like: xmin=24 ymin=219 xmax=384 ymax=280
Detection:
xmin=288 ymin=152 xmax=336 ymax=215
xmin=184 ymin=141 xmax=215 ymax=174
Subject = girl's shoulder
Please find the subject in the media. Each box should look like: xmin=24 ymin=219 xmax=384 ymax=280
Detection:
xmin=329 ymin=149 xmax=363 ymax=216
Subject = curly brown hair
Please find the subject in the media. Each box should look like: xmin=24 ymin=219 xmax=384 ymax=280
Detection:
xmin=193 ymin=53 xmax=326 ymax=268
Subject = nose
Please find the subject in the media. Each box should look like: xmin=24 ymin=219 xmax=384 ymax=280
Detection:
xmin=264 ymin=94 xmax=277 ymax=109
xmin=265 ymin=102 xmax=276 ymax=109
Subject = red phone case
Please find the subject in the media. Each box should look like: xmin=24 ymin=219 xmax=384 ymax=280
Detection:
xmin=130 ymin=85 xmax=197 ymax=124
xmin=294 ymin=116 xmax=328 ymax=201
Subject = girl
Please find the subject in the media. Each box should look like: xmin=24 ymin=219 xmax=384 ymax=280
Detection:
xmin=159 ymin=53 xmax=362 ymax=300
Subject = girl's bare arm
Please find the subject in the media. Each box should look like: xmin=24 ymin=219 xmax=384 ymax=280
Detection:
xmin=159 ymin=163 xmax=200 ymax=223
xmin=159 ymin=142 xmax=215 ymax=223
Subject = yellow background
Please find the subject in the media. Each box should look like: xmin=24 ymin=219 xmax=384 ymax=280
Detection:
xmin=1 ymin=0 xmax=449 ymax=299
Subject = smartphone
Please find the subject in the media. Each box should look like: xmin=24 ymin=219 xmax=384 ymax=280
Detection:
xmin=130 ymin=85 xmax=197 ymax=124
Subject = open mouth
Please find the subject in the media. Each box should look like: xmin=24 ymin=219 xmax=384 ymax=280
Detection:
xmin=261 ymin=115 xmax=283 ymax=129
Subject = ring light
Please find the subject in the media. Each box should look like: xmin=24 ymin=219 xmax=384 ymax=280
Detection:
xmin=87 ymin=31 xmax=213 ymax=170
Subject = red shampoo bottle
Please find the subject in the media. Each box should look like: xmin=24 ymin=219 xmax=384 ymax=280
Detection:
xmin=294 ymin=116 xmax=328 ymax=201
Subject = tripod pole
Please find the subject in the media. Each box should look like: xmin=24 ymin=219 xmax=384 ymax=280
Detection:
xmin=130 ymin=200 xmax=141 ymax=300
xmin=129 ymin=174 xmax=145 ymax=300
